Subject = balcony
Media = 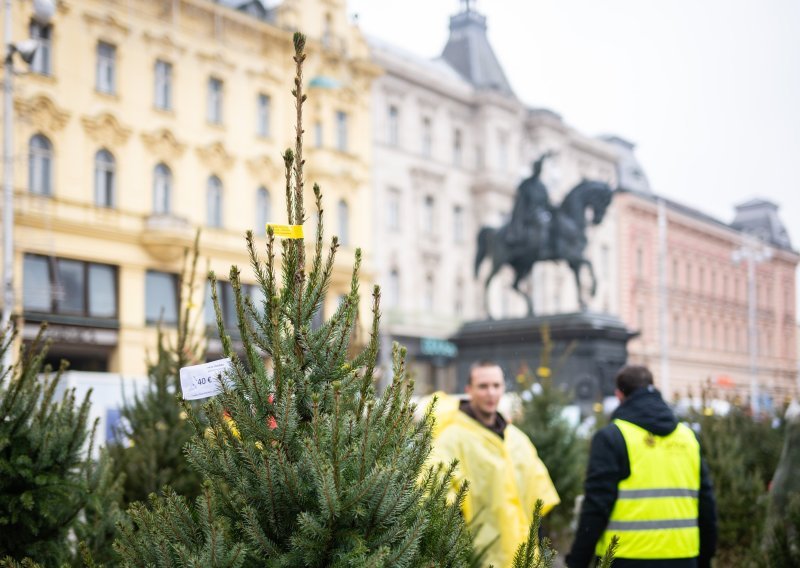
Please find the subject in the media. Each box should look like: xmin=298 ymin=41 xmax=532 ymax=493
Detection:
xmin=140 ymin=214 xmax=194 ymax=261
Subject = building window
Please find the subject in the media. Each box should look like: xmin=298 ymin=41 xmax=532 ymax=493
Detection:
xmin=336 ymin=111 xmax=348 ymax=152
xmin=29 ymin=20 xmax=52 ymax=75
xmin=424 ymin=273 xmax=434 ymax=312
xmin=338 ymin=199 xmax=349 ymax=246
xmin=388 ymin=269 xmax=400 ymax=308
xmin=455 ymin=278 xmax=464 ymax=316
xmin=154 ymin=59 xmax=172 ymax=110
xmin=204 ymin=280 xmax=255 ymax=330
xmin=453 ymin=205 xmax=464 ymax=243
xmin=497 ymin=130 xmax=508 ymax=171
xmin=322 ymin=12 xmax=333 ymax=48
xmin=257 ymin=93 xmax=271 ymax=137
xmin=207 ymin=77 xmax=223 ymax=124
xmin=146 ymin=270 xmax=178 ymax=325
xmin=387 ymin=188 xmax=400 ymax=231
xmin=255 ymin=187 xmax=271 ymax=235
xmin=422 ymin=195 xmax=434 ymax=234
xmin=314 ymin=121 xmax=323 ymax=148
xmin=453 ymin=128 xmax=462 ymax=166
xmin=421 ymin=117 xmax=432 ymax=157
xmin=637 ymin=306 xmax=645 ymax=336
xmin=23 ymin=254 xmax=118 ymax=319
xmin=94 ymin=149 xmax=115 ymax=208
xmin=686 ymin=317 xmax=692 ymax=347
xmin=698 ymin=267 xmax=705 ymax=292
xmin=96 ymin=41 xmax=116 ymax=94
xmin=29 ymin=134 xmax=53 ymax=196
xmin=685 ymin=263 xmax=692 ymax=289
xmin=207 ymin=175 xmax=223 ymax=228
xmin=636 ymin=247 xmax=643 ymax=277
xmin=387 ymin=105 xmax=399 ymax=146
xmin=671 ymin=259 xmax=678 ymax=285
xmin=153 ymin=163 xmax=172 ymax=214
xmin=673 ymin=315 xmax=680 ymax=346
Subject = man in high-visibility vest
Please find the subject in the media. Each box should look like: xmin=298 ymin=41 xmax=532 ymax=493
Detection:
xmin=566 ymin=365 xmax=717 ymax=568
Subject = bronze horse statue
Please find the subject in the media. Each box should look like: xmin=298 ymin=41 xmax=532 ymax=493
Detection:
xmin=475 ymin=179 xmax=614 ymax=317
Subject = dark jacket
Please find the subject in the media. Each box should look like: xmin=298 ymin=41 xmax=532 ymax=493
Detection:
xmin=566 ymin=387 xmax=718 ymax=568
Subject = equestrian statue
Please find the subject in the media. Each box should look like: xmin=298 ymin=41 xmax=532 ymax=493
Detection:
xmin=475 ymin=152 xmax=614 ymax=317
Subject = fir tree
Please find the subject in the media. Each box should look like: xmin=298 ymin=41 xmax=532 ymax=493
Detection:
xmin=108 ymin=234 xmax=205 ymax=506
xmin=761 ymin=402 xmax=800 ymax=566
xmin=114 ymin=33 xmax=474 ymax=568
xmin=516 ymin=325 xmax=586 ymax=540
xmin=695 ymin=404 xmax=777 ymax=565
xmin=0 ymin=326 xmax=108 ymax=565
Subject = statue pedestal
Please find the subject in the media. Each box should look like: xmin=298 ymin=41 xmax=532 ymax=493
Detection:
xmin=450 ymin=312 xmax=637 ymax=411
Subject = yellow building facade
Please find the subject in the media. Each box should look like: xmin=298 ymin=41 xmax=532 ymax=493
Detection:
xmin=4 ymin=0 xmax=378 ymax=374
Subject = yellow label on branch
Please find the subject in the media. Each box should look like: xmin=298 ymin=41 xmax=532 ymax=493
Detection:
xmin=266 ymin=224 xmax=304 ymax=239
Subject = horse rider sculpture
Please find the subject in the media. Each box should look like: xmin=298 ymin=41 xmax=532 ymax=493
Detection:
xmin=506 ymin=151 xmax=556 ymax=258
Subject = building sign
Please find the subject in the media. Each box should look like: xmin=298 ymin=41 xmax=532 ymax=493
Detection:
xmin=420 ymin=337 xmax=458 ymax=359
xmin=22 ymin=323 xmax=119 ymax=346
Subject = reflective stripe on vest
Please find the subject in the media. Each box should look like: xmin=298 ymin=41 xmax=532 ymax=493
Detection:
xmin=595 ymin=419 xmax=701 ymax=560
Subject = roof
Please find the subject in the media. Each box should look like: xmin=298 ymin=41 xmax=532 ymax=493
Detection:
xmin=216 ymin=0 xmax=274 ymax=22
xmin=731 ymin=199 xmax=792 ymax=249
xmin=440 ymin=8 xmax=515 ymax=98
xmin=367 ymin=34 xmax=474 ymax=95
xmin=623 ymin=189 xmax=796 ymax=253
xmin=599 ymin=135 xmax=652 ymax=194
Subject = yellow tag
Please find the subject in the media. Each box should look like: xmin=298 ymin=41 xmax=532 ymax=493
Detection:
xmin=266 ymin=224 xmax=304 ymax=239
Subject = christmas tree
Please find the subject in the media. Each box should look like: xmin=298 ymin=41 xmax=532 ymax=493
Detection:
xmin=108 ymin=234 xmax=205 ymax=507
xmin=113 ymin=33 xmax=474 ymax=567
xmin=0 ymin=325 xmax=120 ymax=566
xmin=695 ymin=402 xmax=781 ymax=565
xmin=762 ymin=401 xmax=800 ymax=566
xmin=516 ymin=325 xmax=587 ymax=540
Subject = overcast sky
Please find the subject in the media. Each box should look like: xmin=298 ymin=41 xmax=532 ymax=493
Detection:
xmin=348 ymin=0 xmax=800 ymax=250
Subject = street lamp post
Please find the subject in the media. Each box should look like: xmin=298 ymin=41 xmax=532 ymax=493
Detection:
xmin=732 ymin=234 xmax=773 ymax=416
xmin=2 ymin=0 xmax=55 ymax=369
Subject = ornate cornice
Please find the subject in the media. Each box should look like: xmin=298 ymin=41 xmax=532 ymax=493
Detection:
xmin=82 ymin=11 xmax=130 ymax=40
xmin=14 ymin=95 xmax=70 ymax=133
xmin=195 ymin=50 xmax=235 ymax=72
xmin=246 ymin=154 xmax=282 ymax=182
xmin=142 ymin=31 xmax=187 ymax=55
xmin=81 ymin=113 xmax=132 ymax=147
xmin=196 ymin=141 xmax=234 ymax=172
xmin=141 ymin=128 xmax=186 ymax=162
xmin=245 ymin=66 xmax=282 ymax=85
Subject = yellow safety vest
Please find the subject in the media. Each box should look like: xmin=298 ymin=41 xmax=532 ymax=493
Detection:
xmin=596 ymin=419 xmax=701 ymax=560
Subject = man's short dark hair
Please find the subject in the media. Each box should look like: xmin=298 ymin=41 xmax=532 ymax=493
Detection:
xmin=615 ymin=365 xmax=654 ymax=396
xmin=468 ymin=360 xmax=502 ymax=385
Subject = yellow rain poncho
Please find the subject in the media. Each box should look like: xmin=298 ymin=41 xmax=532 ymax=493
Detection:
xmin=428 ymin=393 xmax=560 ymax=568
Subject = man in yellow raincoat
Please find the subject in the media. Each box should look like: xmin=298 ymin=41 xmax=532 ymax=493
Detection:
xmin=429 ymin=360 xmax=560 ymax=568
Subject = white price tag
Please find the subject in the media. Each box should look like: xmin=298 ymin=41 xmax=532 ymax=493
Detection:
xmin=180 ymin=358 xmax=234 ymax=400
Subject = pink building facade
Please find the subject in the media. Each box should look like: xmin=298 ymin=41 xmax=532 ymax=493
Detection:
xmin=617 ymin=191 xmax=798 ymax=409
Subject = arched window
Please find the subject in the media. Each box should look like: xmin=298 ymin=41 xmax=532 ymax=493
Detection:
xmin=338 ymin=199 xmax=349 ymax=246
xmin=153 ymin=163 xmax=172 ymax=214
xmin=207 ymin=175 xmax=223 ymax=228
xmin=255 ymin=186 xmax=271 ymax=235
xmin=388 ymin=269 xmax=400 ymax=308
xmin=94 ymin=149 xmax=115 ymax=207
xmin=424 ymin=273 xmax=434 ymax=312
xmin=29 ymin=134 xmax=53 ymax=195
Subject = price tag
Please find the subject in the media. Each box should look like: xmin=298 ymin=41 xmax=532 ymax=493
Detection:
xmin=266 ymin=223 xmax=304 ymax=239
xmin=180 ymin=358 xmax=234 ymax=400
